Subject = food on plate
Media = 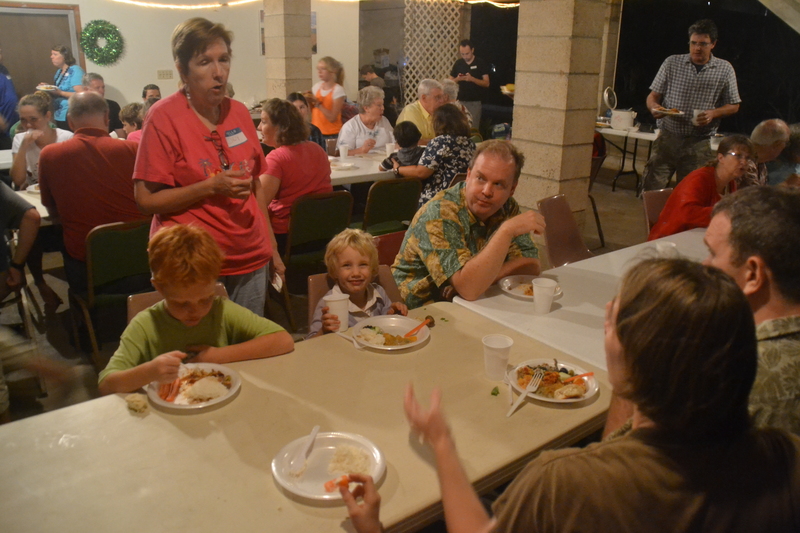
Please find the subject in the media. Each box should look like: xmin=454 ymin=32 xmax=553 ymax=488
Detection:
xmin=328 ymin=444 xmax=371 ymax=476
xmin=356 ymin=325 xmax=416 ymax=346
xmin=158 ymin=367 xmax=233 ymax=404
xmin=324 ymin=475 xmax=351 ymax=493
xmin=36 ymin=84 xmax=58 ymax=91
xmin=516 ymin=362 xmax=588 ymax=399
xmin=125 ymin=393 xmax=149 ymax=413
xmin=506 ymin=83 xmax=515 ymax=92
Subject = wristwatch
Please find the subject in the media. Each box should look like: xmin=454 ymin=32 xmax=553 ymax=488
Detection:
xmin=9 ymin=260 xmax=24 ymax=271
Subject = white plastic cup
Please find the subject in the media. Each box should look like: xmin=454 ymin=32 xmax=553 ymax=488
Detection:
xmin=533 ymin=278 xmax=558 ymax=315
xmin=323 ymin=293 xmax=350 ymax=332
xmin=482 ymin=334 xmax=513 ymax=381
xmin=656 ymin=241 xmax=679 ymax=258
xmin=339 ymin=145 xmax=349 ymax=159
xmin=385 ymin=143 xmax=395 ymax=157
xmin=692 ymin=109 xmax=702 ymax=126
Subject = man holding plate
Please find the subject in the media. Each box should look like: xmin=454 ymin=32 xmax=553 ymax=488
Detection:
xmin=643 ymin=19 xmax=741 ymax=191
xmin=392 ymin=140 xmax=544 ymax=309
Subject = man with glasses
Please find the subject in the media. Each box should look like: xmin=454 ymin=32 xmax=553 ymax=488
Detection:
xmin=643 ymin=19 xmax=741 ymax=191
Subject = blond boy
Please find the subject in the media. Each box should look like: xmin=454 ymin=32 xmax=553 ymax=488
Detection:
xmin=98 ymin=225 xmax=293 ymax=395
xmin=309 ymin=229 xmax=408 ymax=337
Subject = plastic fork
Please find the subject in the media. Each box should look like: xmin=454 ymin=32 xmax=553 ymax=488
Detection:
xmin=506 ymin=368 xmax=544 ymax=417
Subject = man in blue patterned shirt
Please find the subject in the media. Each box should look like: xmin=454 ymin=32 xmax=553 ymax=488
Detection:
xmin=392 ymin=140 xmax=544 ymax=309
xmin=642 ymin=19 xmax=741 ymax=191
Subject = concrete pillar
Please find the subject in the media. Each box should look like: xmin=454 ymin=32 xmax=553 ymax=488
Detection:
xmin=263 ymin=0 xmax=312 ymax=99
xmin=598 ymin=0 xmax=623 ymax=114
xmin=511 ymin=0 xmax=607 ymax=222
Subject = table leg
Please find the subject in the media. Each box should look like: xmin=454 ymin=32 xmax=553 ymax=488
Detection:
xmin=611 ymin=136 xmax=630 ymax=192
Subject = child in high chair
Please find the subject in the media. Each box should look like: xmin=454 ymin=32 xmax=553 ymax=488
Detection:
xmin=98 ymin=224 xmax=294 ymax=395
xmin=309 ymin=229 xmax=408 ymax=337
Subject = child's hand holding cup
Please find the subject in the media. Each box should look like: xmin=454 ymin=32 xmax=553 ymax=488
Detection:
xmin=323 ymin=293 xmax=350 ymax=332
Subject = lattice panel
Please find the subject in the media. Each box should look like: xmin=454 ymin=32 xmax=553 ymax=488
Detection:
xmin=403 ymin=0 xmax=461 ymax=106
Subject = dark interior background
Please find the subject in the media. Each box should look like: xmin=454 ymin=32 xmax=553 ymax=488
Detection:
xmin=466 ymin=0 xmax=800 ymax=134
xmin=614 ymin=0 xmax=800 ymax=134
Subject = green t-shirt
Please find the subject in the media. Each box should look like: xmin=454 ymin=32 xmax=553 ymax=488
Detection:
xmin=98 ymin=297 xmax=285 ymax=383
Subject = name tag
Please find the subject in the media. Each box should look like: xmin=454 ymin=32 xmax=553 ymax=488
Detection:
xmin=470 ymin=65 xmax=477 ymax=70
xmin=225 ymin=128 xmax=247 ymax=148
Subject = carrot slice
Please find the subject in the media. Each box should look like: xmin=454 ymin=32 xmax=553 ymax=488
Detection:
xmin=564 ymin=372 xmax=594 ymax=384
xmin=324 ymin=480 xmax=337 ymax=492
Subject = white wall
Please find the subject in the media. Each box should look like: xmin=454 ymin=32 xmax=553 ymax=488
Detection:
xmin=12 ymin=0 xmax=360 ymax=107
xmin=311 ymin=0 xmax=360 ymax=100
xmin=359 ymin=0 xmax=405 ymax=69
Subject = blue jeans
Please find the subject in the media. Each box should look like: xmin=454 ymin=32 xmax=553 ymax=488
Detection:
xmin=221 ymin=265 xmax=267 ymax=317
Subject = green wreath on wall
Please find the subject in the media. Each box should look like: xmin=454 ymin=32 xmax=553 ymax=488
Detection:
xmin=80 ymin=20 xmax=124 ymax=66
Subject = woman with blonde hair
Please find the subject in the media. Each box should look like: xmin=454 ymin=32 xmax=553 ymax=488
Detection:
xmin=309 ymin=56 xmax=346 ymax=140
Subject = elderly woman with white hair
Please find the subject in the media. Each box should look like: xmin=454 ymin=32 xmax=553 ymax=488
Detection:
xmin=336 ymin=86 xmax=395 ymax=155
xmin=440 ymin=79 xmax=473 ymax=127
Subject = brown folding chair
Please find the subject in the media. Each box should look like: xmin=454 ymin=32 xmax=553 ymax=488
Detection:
xmin=307 ymin=265 xmax=402 ymax=327
xmin=373 ymin=230 xmax=406 ymax=266
xmin=642 ymin=188 xmax=673 ymax=234
xmin=449 ymin=172 xmax=467 ymax=187
xmin=127 ymin=283 xmax=229 ymax=324
xmin=537 ymin=194 xmax=593 ymax=268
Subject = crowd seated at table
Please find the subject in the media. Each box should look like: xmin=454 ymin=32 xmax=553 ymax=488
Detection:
xmin=3 ymin=15 xmax=800 ymax=533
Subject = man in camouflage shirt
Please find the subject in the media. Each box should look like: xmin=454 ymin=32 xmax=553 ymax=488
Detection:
xmin=392 ymin=140 xmax=545 ymax=309
xmin=704 ymin=186 xmax=800 ymax=434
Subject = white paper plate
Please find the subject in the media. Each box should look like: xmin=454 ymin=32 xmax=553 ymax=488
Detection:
xmin=498 ymin=275 xmax=563 ymax=301
xmin=272 ymin=431 xmax=385 ymax=500
xmin=330 ymin=161 xmax=357 ymax=170
xmin=351 ymin=315 xmax=430 ymax=351
xmin=507 ymin=358 xmax=598 ymax=404
xmin=146 ymin=363 xmax=241 ymax=411
xmin=26 ymin=185 xmax=41 ymax=195
xmin=36 ymin=84 xmax=59 ymax=91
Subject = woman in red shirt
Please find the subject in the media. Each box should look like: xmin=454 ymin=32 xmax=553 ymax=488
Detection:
xmin=258 ymin=98 xmax=332 ymax=255
xmin=648 ymin=135 xmax=754 ymax=241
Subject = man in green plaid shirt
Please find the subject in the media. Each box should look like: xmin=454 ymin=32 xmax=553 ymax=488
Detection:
xmin=392 ymin=140 xmax=544 ymax=309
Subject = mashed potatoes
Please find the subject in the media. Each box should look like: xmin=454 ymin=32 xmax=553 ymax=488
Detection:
xmin=184 ymin=376 xmax=229 ymax=403
xmin=328 ymin=445 xmax=371 ymax=476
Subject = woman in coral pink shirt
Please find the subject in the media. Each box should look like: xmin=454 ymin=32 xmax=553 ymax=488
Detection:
xmin=133 ymin=18 xmax=280 ymax=315
xmin=258 ymin=98 xmax=332 ymax=255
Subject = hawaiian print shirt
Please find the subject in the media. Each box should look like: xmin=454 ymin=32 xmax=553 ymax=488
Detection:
xmin=750 ymin=315 xmax=800 ymax=435
xmin=392 ymin=182 xmax=538 ymax=309
xmin=418 ymin=135 xmax=475 ymax=207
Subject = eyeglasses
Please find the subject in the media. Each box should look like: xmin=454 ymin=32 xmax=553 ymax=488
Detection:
xmin=205 ymin=130 xmax=230 ymax=171
xmin=689 ymin=41 xmax=713 ymax=48
xmin=725 ymin=151 xmax=754 ymax=163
